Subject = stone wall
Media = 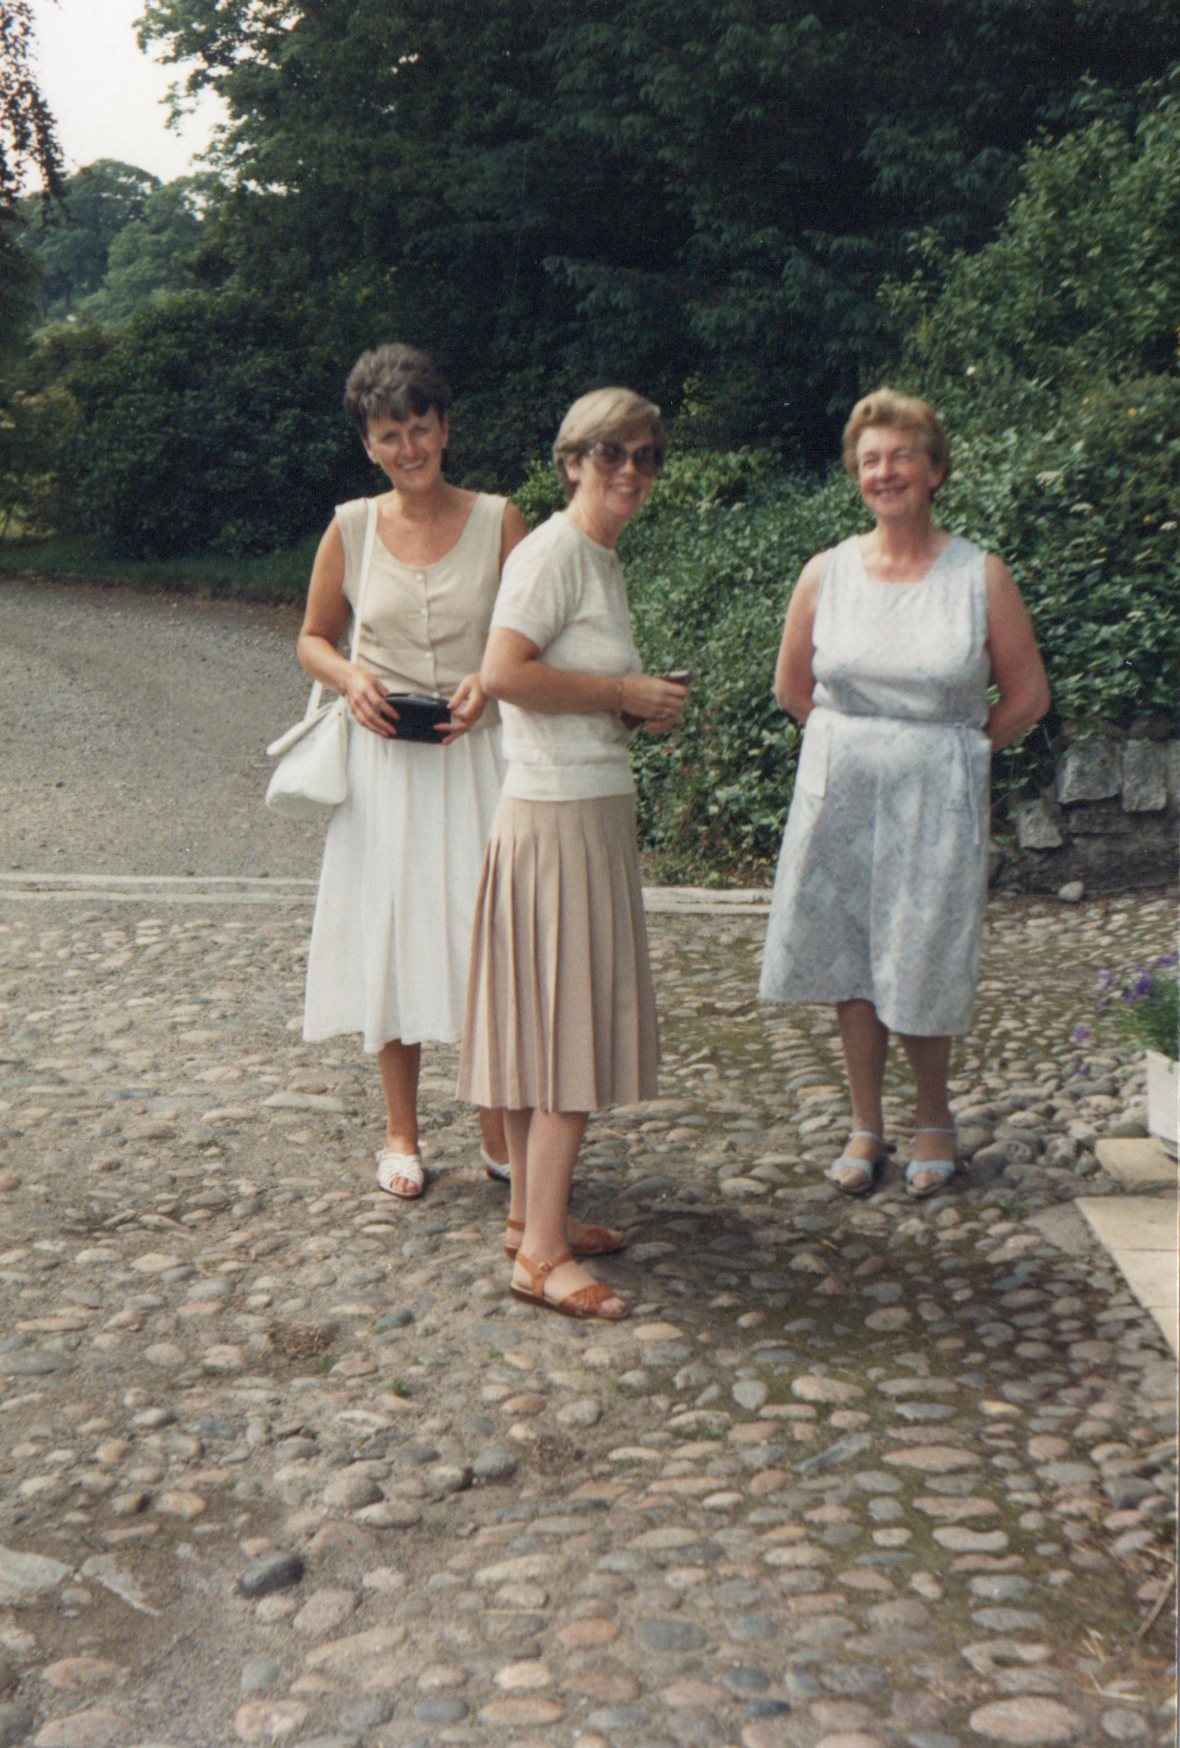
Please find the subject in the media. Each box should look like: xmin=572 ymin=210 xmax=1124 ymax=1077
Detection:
xmin=1000 ymin=728 xmax=1179 ymax=893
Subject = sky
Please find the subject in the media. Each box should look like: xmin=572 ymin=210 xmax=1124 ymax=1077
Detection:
xmin=28 ymin=0 xmax=225 ymax=186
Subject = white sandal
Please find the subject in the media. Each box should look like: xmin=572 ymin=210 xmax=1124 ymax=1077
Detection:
xmin=826 ymin=1130 xmax=885 ymax=1197
xmin=480 ymin=1144 xmax=510 ymax=1184
xmin=905 ymin=1125 xmax=958 ymax=1199
xmin=375 ymin=1148 xmax=425 ymax=1199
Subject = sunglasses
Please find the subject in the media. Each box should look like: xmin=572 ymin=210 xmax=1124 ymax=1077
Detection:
xmin=583 ymin=440 xmax=665 ymax=478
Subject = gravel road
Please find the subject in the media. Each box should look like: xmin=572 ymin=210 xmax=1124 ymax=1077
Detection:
xmin=1 ymin=578 xmax=320 ymax=879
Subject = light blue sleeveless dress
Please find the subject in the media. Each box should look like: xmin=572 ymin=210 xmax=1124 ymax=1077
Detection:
xmin=759 ymin=534 xmax=992 ymax=1036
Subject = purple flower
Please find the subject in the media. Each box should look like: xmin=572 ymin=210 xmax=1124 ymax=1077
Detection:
xmin=1072 ymin=1024 xmax=1094 ymax=1045
xmin=1130 ymin=969 xmax=1155 ymax=1002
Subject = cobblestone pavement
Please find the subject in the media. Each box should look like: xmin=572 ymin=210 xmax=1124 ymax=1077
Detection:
xmin=0 ymin=880 xmax=1175 ymax=1748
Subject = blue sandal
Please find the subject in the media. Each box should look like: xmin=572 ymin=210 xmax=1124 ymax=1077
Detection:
xmin=826 ymin=1131 xmax=885 ymax=1197
xmin=905 ymin=1126 xmax=958 ymax=1199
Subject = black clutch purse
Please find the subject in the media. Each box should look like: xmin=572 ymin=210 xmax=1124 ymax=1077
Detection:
xmin=386 ymin=692 xmax=452 ymax=743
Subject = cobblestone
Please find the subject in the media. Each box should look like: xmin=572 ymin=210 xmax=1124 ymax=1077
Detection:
xmin=0 ymin=883 xmax=1174 ymax=1744
xmin=0 ymin=585 xmax=1174 ymax=1747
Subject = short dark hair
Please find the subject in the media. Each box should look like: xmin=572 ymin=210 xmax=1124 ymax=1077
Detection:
xmin=343 ymin=344 xmax=451 ymax=435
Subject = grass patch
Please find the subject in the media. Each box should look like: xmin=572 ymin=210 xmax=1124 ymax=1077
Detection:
xmin=0 ymin=531 xmax=315 ymax=604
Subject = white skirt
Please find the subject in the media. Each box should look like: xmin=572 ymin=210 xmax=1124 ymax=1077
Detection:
xmin=303 ymin=721 xmax=504 ymax=1052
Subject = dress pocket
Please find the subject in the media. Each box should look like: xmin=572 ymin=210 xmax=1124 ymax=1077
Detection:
xmin=942 ymin=727 xmax=991 ymax=802
xmin=796 ymin=716 xmax=830 ymax=798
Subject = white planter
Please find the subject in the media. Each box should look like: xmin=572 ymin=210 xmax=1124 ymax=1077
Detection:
xmin=1145 ymin=1049 xmax=1178 ymax=1158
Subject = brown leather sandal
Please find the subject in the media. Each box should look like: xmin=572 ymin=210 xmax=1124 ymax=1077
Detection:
xmin=510 ymin=1250 xmax=628 ymax=1321
xmin=504 ymin=1218 xmax=628 ymax=1261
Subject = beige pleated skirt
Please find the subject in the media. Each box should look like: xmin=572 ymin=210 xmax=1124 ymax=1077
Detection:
xmin=457 ymin=792 xmax=660 ymax=1112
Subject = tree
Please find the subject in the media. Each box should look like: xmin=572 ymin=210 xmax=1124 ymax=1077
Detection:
xmin=887 ymin=79 xmax=1180 ymax=412
xmin=15 ymin=0 xmax=1176 ymax=558
xmin=539 ymin=0 xmax=1179 ymax=449
xmin=0 ymin=0 xmax=63 ymax=354
xmin=138 ymin=0 xmax=1179 ymax=473
xmin=0 ymin=319 xmax=113 ymax=537
xmin=22 ymin=159 xmax=161 ymax=319
xmin=80 ymin=176 xmax=206 ymax=323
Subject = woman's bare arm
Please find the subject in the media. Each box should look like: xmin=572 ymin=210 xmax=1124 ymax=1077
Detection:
xmin=773 ymin=552 xmax=826 ymax=721
xmin=481 ymin=627 xmax=688 ymax=727
xmin=984 ymin=554 xmax=1050 ymax=750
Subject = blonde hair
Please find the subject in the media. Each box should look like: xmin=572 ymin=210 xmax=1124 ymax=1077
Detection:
xmin=552 ymin=387 xmax=668 ymax=502
xmin=841 ymin=387 xmax=951 ymax=483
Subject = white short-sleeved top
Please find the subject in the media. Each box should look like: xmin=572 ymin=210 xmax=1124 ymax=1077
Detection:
xmin=337 ymin=492 xmax=507 ymax=726
xmin=491 ymin=511 xmax=641 ymax=801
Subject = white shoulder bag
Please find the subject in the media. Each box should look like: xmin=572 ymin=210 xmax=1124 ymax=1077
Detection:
xmin=265 ymin=499 xmax=378 ymax=822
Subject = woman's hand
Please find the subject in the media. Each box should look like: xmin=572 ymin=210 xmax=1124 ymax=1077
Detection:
xmin=438 ymin=672 xmax=486 ymax=745
xmin=344 ymin=665 xmax=400 ymax=739
xmin=620 ymin=673 xmax=689 ymax=735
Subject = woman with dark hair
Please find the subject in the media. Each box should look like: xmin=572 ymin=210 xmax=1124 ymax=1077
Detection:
xmin=760 ymin=388 xmax=1049 ymax=1199
xmin=298 ymin=344 xmax=528 ymax=1199
xmin=458 ymin=387 xmax=690 ymax=1320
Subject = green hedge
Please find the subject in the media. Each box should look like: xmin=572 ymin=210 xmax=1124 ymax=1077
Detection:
xmin=935 ymin=376 xmax=1178 ymax=726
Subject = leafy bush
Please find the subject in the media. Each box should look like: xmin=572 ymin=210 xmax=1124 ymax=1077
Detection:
xmin=512 ymin=458 xmax=565 ymax=529
xmin=936 ymin=375 xmax=1178 ymax=725
xmin=68 ymin=292 xmax=361 ymax=558
xmin=0 ymin=380 xmax=76 ymax=537
xmin=887 ymin=77 xmax=1179 ymax=731
xmin=617 ymin=460 xmax=854 ymax=879
xmin=885 ymin=86 xmax=1180 ymax=414
xmin=0 ymin=321 xmax=115 ymax=537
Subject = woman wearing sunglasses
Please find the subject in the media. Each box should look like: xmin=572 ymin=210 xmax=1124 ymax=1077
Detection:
xmin=457 ymin=388 xmax=689 ymax=1320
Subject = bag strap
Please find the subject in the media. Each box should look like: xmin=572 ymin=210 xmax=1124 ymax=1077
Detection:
xmin=304 ymin=498 xmax=379 ymax=719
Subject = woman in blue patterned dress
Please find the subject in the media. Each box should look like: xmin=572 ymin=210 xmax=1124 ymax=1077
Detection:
xmin=760 ymin=389 xmax=1049 ymax=1198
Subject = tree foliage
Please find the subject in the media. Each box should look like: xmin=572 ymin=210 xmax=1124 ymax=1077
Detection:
xmin=0 ymin=0 xmax=63 ymax=355
xmin=21 ymin=159 xmax=162 ymax=319
xmin=887 ymin=82 xmax=1180 ymax=412
xmin=135 ymin=0 xmax=1177 ymax=475
xmin=0 ymin=0 xmax=62 ymax=208
xmin=79 ymin=176 xmax=206 ymax=323
xmin=4 ymin=0 xmax=1177 ymax=583
xmin=66 ymin=290 xmax=357 ymax=558
xmin=889 ymin=78 xmax=1180 ymax=728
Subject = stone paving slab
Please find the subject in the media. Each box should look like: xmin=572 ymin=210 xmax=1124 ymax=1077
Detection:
xmin=0 ymin=888 xmax=1176 ymax=1748
xmin=1076 ymin=1198 xmax=1179 ymax=1356
xmin=0 ymin=874 xmax=771 ymax=915
xmin=1095 ymin=1138 xmax=1177 ymax=1189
